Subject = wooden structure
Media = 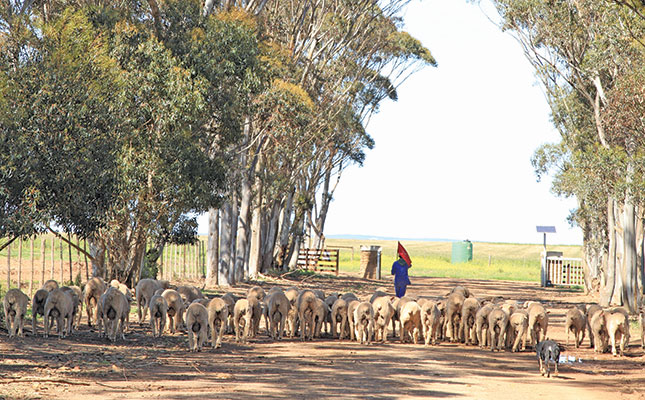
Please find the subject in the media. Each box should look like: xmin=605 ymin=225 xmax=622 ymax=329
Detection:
xmin=297 ymin=248 xmax=339 ymax=276
xmin=543 ymin=254 xmax=584 ymax=287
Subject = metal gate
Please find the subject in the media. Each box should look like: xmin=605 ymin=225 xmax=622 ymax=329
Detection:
xmin=544 ymin=256 xmax=584 ymax=287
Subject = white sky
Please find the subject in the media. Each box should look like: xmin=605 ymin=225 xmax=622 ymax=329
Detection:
xmin=322 ymin=0 xmax=582 ymax=245
xmin=198 ymin=0 xmax=583 ymax=245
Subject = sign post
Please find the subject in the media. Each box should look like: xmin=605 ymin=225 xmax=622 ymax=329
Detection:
xmin=536 ymin=226 xmax=556 ymax=287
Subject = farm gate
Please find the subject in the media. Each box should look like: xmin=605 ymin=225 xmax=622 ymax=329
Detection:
xmin=297 ymin=248 xmax=340 ymax=276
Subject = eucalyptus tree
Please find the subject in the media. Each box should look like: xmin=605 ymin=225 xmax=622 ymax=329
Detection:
xmin=489 ymin=0 xmax=645 ymax=311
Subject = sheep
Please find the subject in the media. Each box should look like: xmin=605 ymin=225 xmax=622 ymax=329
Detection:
xmin=323 ymin=294 xmax=339 ymax=335
xmin=565 ymin=306 xmax=586 ymax=348
xmin=208 ymin=298 xmax=229 ymax=348
xmin=233 ymin=298 xmax=250 ymax=343
xmin=369 ymin=290 xmax=389 ymax=303
xmin=527 ymin=302 xmax=549 ymax=347
xmin=44 ymin=288 xmax=74 ymax=338
xmin=312 ymin=289 xmax=325 ymax=301
xmin=400 ymin=301 xmax=422 ymax=344
xmin=586 ymin=303 xmax=603 ymax=348
xmin=135 ymin=278 xmax=164 ymax=325
xmin=313 ymin=297 xmax=329 ymax=338
xmin=185 ymin=303 xmax=209 ymax=352
xmin=346 ymin=299 xmax=361 ymax=341
xmin=98 ymin=286 xmax=129 ymax=342
xmin=3 ymin=288 xmax=29 ymax=338
xmin=459 ymin=297 xmax=481 ymax=345
xmin=353 ymin=301 xmax=375 ymax=345
xmin=590 ymin=309 xmax=608 ymax=353
xmin=507 ymin=310 xmax=529 ymax=352
xmin=606 ymin=309 xmax=630 ymax=356
xmin=421 ymin=300 xmax=442 ymax=346
xmin=43 ymin=279 xmax=59 ymax=292
xmin=444 ymin=292 xmax=465 ymax=342
xmin=31 ymin=289 xmax=49 ymax=336
xmin=475 ymin=303 xmax=495 ymax=349
xmin=247 ymin=286 xmax=266 ymax=302
xmin=220 ymin=292 xmax=237 ymax=333
xmin=296 ymin=290 xmax=318 ymax=341
xmin=149 ymin=293 xmax=168 ymax=338
xmin=60 ymin=286 xmax=81 ymax=333
xmin=330 ymin=298 xmax=349 ymax=340
xmin=84 ymin=277 xmax=107 ymax=328
xmin=393 ymin=296 xmax=415 ymax=340
xmin=177 ymin=285 xmax=205 ymax=305
xmin=265 ymin=291 xmax=290 ymax=340
xmin=245 ymin=296 xmax=263 ymax=338
xmin=161 ymin=289 xmax=185 ymax=334
xmin=487 ymin=307 xmax=508 ymax=352
xmin=372 ymin=296 xmax=394 ymax=343
xmin=340 ymin=292 xmax=359 ymax=303
xmin=448 ymin=285 xmax=471 ymax=298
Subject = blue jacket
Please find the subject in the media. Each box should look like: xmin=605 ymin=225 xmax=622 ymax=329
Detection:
xmin=391 ymin=258 xmax=411 ymax=286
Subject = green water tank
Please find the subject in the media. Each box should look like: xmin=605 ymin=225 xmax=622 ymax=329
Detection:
xmin=451 ymin=240 xmax=473 ymax=264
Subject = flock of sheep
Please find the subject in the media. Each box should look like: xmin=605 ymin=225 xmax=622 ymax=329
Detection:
xmin=1 ymin=277 xmax=640 ymax=357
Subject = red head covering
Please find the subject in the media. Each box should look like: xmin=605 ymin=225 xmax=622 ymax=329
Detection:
xmin=397 ymin=241 xmax=412 ymax=267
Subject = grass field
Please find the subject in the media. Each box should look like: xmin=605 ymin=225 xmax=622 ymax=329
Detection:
xmin=325 ymin=238 xmax=582 ymax=282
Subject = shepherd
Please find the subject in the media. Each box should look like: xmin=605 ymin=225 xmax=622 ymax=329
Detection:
xmin=391 ymin=241 xmax=412 ymax=298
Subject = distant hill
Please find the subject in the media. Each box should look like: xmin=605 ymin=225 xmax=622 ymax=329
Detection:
xmin=325 ymin=234 xmax=460 ymax=242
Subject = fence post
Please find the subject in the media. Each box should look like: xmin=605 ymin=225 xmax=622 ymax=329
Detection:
xmin=41 ymin=237 xmax=46 ymax=286
xmin=540 ymin=252 xmax=546 ymax=287
xmin=29 ymin=238 xmax=34 ymax=296
xmin=18 ymin=238 xmax=22 ymax=290
xmin=6 ymin=241 xmax=11 ymax=289
xmin=59 ymin=238 xmax=64 ymax=284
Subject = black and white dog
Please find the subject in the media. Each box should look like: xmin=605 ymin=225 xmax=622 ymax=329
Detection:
xmin=536 ymin=339 xmax=561 ymax=377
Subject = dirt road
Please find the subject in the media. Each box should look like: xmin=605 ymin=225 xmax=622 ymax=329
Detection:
xmin=1 ymin=274 xmax=644 ymax=399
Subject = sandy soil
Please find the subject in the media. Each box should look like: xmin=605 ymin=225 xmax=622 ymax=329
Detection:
xmin=1 ymin=273 xmax=644 ymax=400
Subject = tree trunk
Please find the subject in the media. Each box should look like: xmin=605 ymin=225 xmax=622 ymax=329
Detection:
xmin=286 ymin=208 xmax=305 ymax=270
xmin=230 ymin=190 xmax=239 ymax=283
xmin=276 ymin=189 xmax=295 ymax=269
xmin=235 ymin=176 xmax=252 ymax=282
xmin=621 ymin=161 xmax=638 ymax=313
xmin=248 ymin=177 xmax=263 ymax=279
xmin=261 ymin=200 xmax=282 ymax=273
xmin=89 ymin=238 xmax=106 ymax=278
xmin=206 ymin=207 xmax=219 ymax=286
xmin=601 ymin=197 xmax=617 ymax=306
xmin=219 ymin=202 xmax=234 ymax=286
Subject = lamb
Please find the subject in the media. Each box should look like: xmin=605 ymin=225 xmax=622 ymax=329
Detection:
xmin=565 ymin=306 xmax=586 ymax=348
xmin=312 ymin=289 xmax=325 ymax=301
xmin=527 ymin=302 xmax=549 ymax=347
xmin=487 ymin=307 xmax=508 ymax=352
xmin=586 ymin=303 xmax=603 ymax=348
xmin=331 ymin=298 xmax=349 ymax=340
xmin=323 ymin=294 xmax=339 ymax=335
xmin=220 ymin=292 xmax=237 ymax=334
xmin=149 ymin=293 xmax=168 ymax=337
xmin=340 ymin=292 xmax=359 ymax=302
xmin=247 ymin=286 xmax=266 ymax=302
xmin=606 ymin=309 xmax=630 ymax=356
xmin=44 ymin=288 xmax=74 ymax=338
xmin=135 ymin=279 xmax=164 ymax=325
xmin=448 ymin=285 xmax=471 ymax=298
xmin=393 ymin=296 xmax=415 ymax=340
xmin=42 ymin=279 xmax=59 ymax=292
xmin=346 ymin=299 xmax=361 ymax=341
xmin=590 ymin=309 xmax=608 ymax=353
xmin=372 ymin=296 xmax=394 ymax=343
xmin=421 ymin=301 xmax=442 ymax=346
xmin=369 ymin=290 xmax=389 ymax=303
xmin=475 ymin=303 xmax=495 ymax=349
xmin=177 ymin=285 xmax=205 ymax=305
xmin=233 ymin=298 xmax=250 ymax=343
xmin=161 ymin=289 xmax=185 ymax=334
xmin=353 ymin=301 xmax=375 ymax=345
xmin=296 ymin=290 xmax=318 ymax=341
xmin=185 ymin=302 xmax=209 ymax=352
xmin=265 ymin=291 xmax=290 ymax=340
xmin=444 ymin=292 xmax=465 ymax=342
xmin=60 ymin=286 xmax=81 ymax=333
xmin=84 ymin=277 xmax=107 ymax=328
xmin=245 ymin=293 xmax=263 ymax=338
xmin=98 ymin=286 xmax=129 ymax=342
xmin=3 ymin=288 xmax=29 ymax=338
xmin=507 ymin=310 xmax=529 ymax=352
xmin=400 ymin=301 xmax=422 ymax=344
xmin=31 ymin=289 xmax=49 ymax=336
xmin=312 ymin=297 xmax=329 ymax=338
xmin=207 ymin=297 xmax=229 ymax=348
xmin=459 ymin=297 xmax=481 ymax=345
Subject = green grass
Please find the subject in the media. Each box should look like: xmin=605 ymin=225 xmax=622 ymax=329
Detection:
xmin=326 ymin=238 xmax=582 ymax=283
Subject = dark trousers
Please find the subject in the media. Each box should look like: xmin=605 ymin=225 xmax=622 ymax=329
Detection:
xmin=395 ymin=284 xmax=407 ymax=298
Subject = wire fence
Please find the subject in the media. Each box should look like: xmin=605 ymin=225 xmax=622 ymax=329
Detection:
xmin=0 ymin=235 xmax=206 ymax=295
